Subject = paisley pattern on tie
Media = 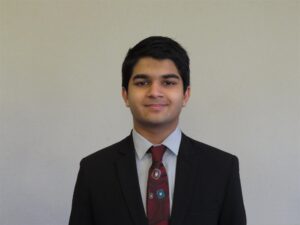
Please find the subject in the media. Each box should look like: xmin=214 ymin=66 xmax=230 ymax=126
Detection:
xmin=147 ymin=145 xmax=170 ymax=225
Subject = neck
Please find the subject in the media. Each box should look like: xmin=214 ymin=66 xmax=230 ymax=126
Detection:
xmin=133 ymin=122 xmax=178 ymax=144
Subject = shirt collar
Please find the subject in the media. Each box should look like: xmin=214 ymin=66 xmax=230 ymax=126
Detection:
xmin=132 ymin=127 xmax=182 ymax=160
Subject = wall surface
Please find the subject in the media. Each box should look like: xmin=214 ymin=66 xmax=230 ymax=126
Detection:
xmin=1 ymin=1 xmax=299 ymax=225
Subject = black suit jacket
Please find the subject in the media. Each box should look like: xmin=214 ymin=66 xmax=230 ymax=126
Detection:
xmin=69 ymin=134 xmax=246 ymax=225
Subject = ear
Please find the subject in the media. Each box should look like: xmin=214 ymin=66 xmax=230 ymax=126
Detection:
xmin=182 ymin=86 xmax=191 ymax=107
xmin=122 ymin=87 xmax=130 ymax=107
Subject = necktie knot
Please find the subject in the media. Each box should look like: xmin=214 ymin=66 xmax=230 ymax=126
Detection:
xmin=150 ymin=145 xmax=166 ymax=163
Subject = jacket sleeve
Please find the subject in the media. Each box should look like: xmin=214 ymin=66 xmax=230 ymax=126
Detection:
xmin=218 ymin=156 xmax=247 ymax=225
xmin=69 ymin=159 xmax=94 ymax=225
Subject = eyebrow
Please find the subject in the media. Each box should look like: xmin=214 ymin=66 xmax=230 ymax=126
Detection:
xmin=132 ymin=74 xmax=180 ymax=80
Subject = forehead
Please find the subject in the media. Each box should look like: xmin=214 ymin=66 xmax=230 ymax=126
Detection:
xmin=132 ymin=57 xmax=180 ymax=78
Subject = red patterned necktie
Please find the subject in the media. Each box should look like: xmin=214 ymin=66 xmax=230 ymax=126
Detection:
xmin=146 ymin=145 xmax=170 ymax=225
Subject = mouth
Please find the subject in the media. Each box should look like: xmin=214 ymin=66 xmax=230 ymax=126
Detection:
xmin=144 ymin=104 xmax=168 ymax=110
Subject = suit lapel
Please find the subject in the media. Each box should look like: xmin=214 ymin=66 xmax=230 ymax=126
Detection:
xmin=170 ymin=134 xmax=198 ymax=225
xmin=115 ymin=136 xmax=148 ymax=225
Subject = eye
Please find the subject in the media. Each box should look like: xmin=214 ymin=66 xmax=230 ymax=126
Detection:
xmin=162 ymin=80 xmax=177 ymax=86
xmin=134 ymin=80 xmax=149 ymax=87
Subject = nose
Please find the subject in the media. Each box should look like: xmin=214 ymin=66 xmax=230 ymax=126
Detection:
xmin=147 ymin=81 xmax=163 ymax=98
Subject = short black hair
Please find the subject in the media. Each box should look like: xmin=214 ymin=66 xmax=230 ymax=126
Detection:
xmin=122 ymin=36 xmax=190 ymax=92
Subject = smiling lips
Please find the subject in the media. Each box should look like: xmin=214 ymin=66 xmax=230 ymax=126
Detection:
xmin=144 ymin=103 xmax=168 ymax=110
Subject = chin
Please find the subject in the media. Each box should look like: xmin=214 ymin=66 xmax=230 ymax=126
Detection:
xmin=141 ymin=119 xmax=173 ymax=128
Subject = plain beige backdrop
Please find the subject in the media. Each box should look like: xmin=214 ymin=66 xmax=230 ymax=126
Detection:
xmin=1 ymin=0 xmax=299 ymax=225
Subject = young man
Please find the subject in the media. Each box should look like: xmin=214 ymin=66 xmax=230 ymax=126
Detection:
xmin=69 ymin=36 xmax=246 ymax=225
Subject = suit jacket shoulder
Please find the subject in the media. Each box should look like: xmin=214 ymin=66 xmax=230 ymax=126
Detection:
xmin=80 ymin=135 xmax=133 ymax=167
xmin=181 ymin=133 xmax=238 ymax=167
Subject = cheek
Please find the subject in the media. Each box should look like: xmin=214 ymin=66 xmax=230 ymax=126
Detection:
xmin=129 ymin=93 xmax=141 ymax=103
xmin=170 ymin=94 xmax=185 ymax=106
xmin=127 ymin=93 xmax=143 ymax=110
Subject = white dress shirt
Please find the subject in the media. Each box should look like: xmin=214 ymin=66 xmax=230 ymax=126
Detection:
xmin=132 ymin=127 xmax=182 ymax=214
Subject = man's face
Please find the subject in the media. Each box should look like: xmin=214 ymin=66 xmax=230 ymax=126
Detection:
xmin=122 ymin=57 xmax=190 ymax=130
